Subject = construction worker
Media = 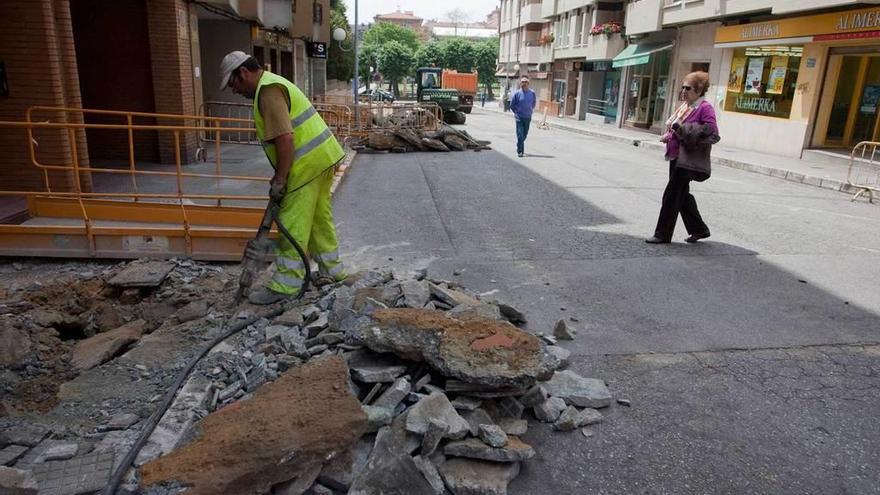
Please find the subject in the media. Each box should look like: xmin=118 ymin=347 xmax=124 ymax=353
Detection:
xmin=219 ymin=51 xmax=347 ymax=305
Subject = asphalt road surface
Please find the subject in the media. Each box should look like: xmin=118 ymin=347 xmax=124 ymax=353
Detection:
xmin=334 ymin=109 xmax=880 ymax=494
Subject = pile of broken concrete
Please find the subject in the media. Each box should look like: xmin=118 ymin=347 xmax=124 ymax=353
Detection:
xmin=135 ymin=269 xmax=617 ymax=495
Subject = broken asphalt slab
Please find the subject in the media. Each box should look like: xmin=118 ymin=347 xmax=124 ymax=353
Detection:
xmin=139 ymin=356 xmax=367 ymax=494
xmin=346 ymin=308 xmax=555 ymax=388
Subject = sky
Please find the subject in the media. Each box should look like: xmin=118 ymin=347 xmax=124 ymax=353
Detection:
xmin=341 ymin=0 xmax=501 ymax=24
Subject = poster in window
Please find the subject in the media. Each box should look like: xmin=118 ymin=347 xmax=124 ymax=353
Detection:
xmin=728 ymin=55 xmax=746 ymax=93
xmin=766 ymin=56 xmax=788 ymax=95
xmin=745 ymin=57 xmax=765 ymax=95
xmin=859 ymin=85 xmax=880 ymax=114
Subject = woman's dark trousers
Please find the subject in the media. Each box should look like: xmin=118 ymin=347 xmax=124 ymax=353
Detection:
xmin=654 ymin=160 xmax=709 ymax=241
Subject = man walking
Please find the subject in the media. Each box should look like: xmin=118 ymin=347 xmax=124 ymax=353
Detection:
xmin=510 ymin=76 xmax=536 ymax=157
xmin=219 ymin=51 xmax=347 ymax=305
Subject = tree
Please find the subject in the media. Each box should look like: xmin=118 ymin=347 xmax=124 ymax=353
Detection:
xmin=377 ymin=40 xmax=416 ymax=98
xmin=358 ymin=43 xmax=380 ymax=91
xmin=415 ymin=40 xmax=443 ymax=68
xmin=439 ymin=39 xmax=476 ymax=73
xmin=362 ymin=22 xmax=420 ymax=54
xmin=474 ymin=38 xmax=499 ymax=99
xmin=445 ymin=8 xmax=469 ymax=36
xmin=327 ymin=1 xmax=353 ymax=82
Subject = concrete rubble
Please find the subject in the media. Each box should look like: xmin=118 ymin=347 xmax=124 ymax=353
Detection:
xmin=0 ymin=259 xmax=625 ymax=494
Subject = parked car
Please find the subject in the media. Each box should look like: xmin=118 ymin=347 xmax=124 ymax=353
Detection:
xmin=359 ymin=88 xmax=395 ymax=102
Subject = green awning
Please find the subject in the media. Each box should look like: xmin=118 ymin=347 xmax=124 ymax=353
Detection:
xmin=612 ymin=42 xmax=674 ymax=68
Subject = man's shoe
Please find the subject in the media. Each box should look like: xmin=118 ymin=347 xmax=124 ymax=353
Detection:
xmin=311 ymin=273 xmax=336 ymax=287
xmin=645 ymin=236 xmax=670 ymax=244
xmin=248 ymin=287 xmax=288 ymax=305
xmin=517 ymin=152 xmax=524 ymax=157
xmin=685 ymin=231 xmax=711 ymax=243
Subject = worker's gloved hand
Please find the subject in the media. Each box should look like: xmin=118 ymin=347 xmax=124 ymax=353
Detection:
xmin=243 ymin=237 xmax=272 ymax=261
xmin=269 ymin=180 xmax=287 ymax=204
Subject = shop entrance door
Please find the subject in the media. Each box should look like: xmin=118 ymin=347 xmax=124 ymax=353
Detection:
xmin=817 ymin=49 xmax=880 ymax=148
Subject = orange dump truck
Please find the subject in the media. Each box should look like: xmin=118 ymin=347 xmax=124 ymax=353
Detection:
xmin=442 ymin=70 xmax=477 ymax=114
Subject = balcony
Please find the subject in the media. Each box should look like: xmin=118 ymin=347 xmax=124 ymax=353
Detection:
xmin=521 ymin=43 xmax=553 ymax=64
xmin=559 ymin=0 xmax=594 ymax=12
xmin=519 ymin=2 xmax=544 ymax=25
xmin=542 ymin=0 xmax=557 ymax=18
xmin=584 ymin=33 xmax=625 ymax=61
xmin=625 ymin=0 xmax=662 ymax=36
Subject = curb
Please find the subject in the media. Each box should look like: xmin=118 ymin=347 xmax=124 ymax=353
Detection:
xmin=477 ymin=107 xmax=862 ymax=199
xmin=330 ymin=145 xmax=357 ymax=196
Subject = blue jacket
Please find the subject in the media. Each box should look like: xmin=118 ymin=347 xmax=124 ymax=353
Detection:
xmin=510 ymin=88 xmax=536 ymax=121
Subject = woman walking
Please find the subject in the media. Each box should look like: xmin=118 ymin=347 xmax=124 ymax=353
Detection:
xmin=646 ymin=71 xmax=720 ymax=244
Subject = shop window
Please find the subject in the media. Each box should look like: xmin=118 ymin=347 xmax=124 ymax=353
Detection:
xmin=724 ymin=45 xmax=802 ymax=119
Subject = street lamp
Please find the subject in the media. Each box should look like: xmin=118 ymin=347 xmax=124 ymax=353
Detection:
xmin=329 ymin=3 xmax=360 ymax=128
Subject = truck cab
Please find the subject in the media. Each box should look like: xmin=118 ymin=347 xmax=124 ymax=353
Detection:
xmin=416 ymin=67 xmax=466 ymax=125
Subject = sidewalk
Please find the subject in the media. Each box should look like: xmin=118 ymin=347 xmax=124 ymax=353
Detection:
xmin=476 ymin=101 xmax=865 ymax=198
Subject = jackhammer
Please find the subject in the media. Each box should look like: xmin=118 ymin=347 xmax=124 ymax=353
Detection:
xmin=234 ymin=197 xmax=311 ymax=304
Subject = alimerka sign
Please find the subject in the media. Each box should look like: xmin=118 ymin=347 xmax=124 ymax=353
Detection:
xmin=716 ymin=6 xmax=880 ymax=44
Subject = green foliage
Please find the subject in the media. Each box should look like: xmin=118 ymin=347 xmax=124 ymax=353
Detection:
xmin=358 ymin=43 xmax=379 ymax=87
xmin=377 ymin=40 xmax=416 ymax=96
xmin=437 ymin=38 xmax=476 ymax=72
xmin=327 ymin=4 xmax=353 ymax=81
xmin=362 ymin=22 xmax=420 ymax=53
xmin=415 ymin=40 xmax=443 ymax=69
xmin=474 ymin=38 xmax=499 ymax=89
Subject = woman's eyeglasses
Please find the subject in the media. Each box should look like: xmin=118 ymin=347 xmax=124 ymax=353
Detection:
xmin=681 ymin=85 xmax=693 ymax=92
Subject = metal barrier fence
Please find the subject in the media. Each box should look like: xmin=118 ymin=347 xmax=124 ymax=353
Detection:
xmin=849 ymin=141 xmax=880 ymax=203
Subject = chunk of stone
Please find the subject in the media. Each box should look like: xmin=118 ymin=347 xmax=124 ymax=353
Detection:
xmin=310 ymin=483 xmax=333 ymax=495
xmin=35 ymin=442 xmax=78 ymax=462
xmin=439 ymin=458 xmax=520 ymax=495
xmin=351 ymin=365 xmax=407 ymax=384
xmin=275 ymin=309 xmax=305 ymax=327
xmin=545 ymin=346 xmax=571 ymax=370
xmin=360 ymin=297 xmax=388 ymax=315
xmin=317 ymin=437 xmax=373 ymax=492
xmin=106 ymin=413 xmax=140 ymax=430
xmin=461 ymin=408 xmax=495 ymax=437
xmin=518 ymin=385 xmax=547 ymax=408
xmin=533 ymin=397 xmax=567 ymax=422
xmin=349 ymin=418 xmax=435 ymax=495
xmin=420 ymin=418 xmax=448 ymax=456
xmin=347 ymin=309 xmax=553 ymax=388
xmin=553 ymin=319 xmax=575 ymax=340
xmin=308 ymin=344 xmax=329 ymax=356
xmin=405 ymin=393 xmax=470 ymax=440
xmin=140 ymin=357 xmax=368 ymax=494
xmin=108 ymin=260 xmax=173 ymax=287
xmin=272 ymin=463 xmax=322 ymax=495
xmin=401 ymin=280 xmax=431 ymax=309
xmin=0 ymin=424 xmax=49 ymax=448
xmin=445 ymin=380 xmax=527 ymax=397
xmin=0 ymin=326 xmax=30 ymax=368
xmin=305 ymin=313 xmax=329 ymax=337
xmin=478 ymin=425 xmax=509 ymax=448
xmin=412 ymin=455 xmax=445 ymax=495
xmin=362 ymin=405 xmax=394 ymax=433
xmin=496 ymin=397 xmax=524 ymax=419
xmin=0 ymin=445 xmax=28 ymax=466
xmin=539 ymin=334 xmax=557 ymax=346
xmin=443 ymin=436 xmax=535 ymax=462
xmin=71 ymin=319 xmax=147 ymax=371
xmin=495 ymin=303 xmax=527 ymax=324
xmin=428 ymin=283 xmax=481 ymax=307
xmin=372 ymin=377 xmax=411 ymax=410
xmin=542 ymin=370 xmax=613 ymax=408
xmin=451 ymin=396 xmax=481 ymax=411
xmin=554 ymin=406 xmax=603 ymax=432
xmin=302 ymin=306 xmax=321 ymax=323
xmin=0 ymin=466 xmax=38 ymax=495
xmin=496 ymin=418 xmax=528 ymax=436
xmin=447 ymin=303 xmax=503 ymax=321
xmin=176 ymin=300 xmax=208 ymax=323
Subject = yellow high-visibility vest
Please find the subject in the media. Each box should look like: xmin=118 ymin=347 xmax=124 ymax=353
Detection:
xmin=253 ymin=71 xmax=344 ymax=189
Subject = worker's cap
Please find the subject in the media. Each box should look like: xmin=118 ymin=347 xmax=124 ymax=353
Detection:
xmin=219 ymin=51 xmax=250 ymax=90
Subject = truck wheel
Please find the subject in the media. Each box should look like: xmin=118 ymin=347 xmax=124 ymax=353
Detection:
xmin=461 ymin=106 xmax=472 ymax=114
xmin=449 ymin=111 xmax=466 ymax=125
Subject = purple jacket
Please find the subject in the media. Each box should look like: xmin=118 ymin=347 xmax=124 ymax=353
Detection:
xmin=664 ymin=100 xmax=719 ymax=161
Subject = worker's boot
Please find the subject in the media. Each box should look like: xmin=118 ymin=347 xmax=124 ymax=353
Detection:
xmin=248 ymin=287 xmax=288 ymax=305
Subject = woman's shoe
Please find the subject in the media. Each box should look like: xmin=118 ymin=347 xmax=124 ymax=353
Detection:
xmin=645 ymin=236 xmax=670 ymax=244
xmin=685 ymin=231 xmax=711 ymax=243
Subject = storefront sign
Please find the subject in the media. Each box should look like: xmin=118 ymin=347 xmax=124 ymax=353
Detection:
xmin=716 ymin=6 xmax=880 ymax=43
xmin=735 ymin=96 xmax=777 ymax=114
xmin=307 ymin=42 xmax=327 ymax=59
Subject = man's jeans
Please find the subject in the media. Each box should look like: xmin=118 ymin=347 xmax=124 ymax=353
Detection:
xmin=515 ymin=118 xmax=531 ymax=155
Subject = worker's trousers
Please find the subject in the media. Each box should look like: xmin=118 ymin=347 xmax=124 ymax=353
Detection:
xmin=269 ymin=166 xmax=347 ymax=295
